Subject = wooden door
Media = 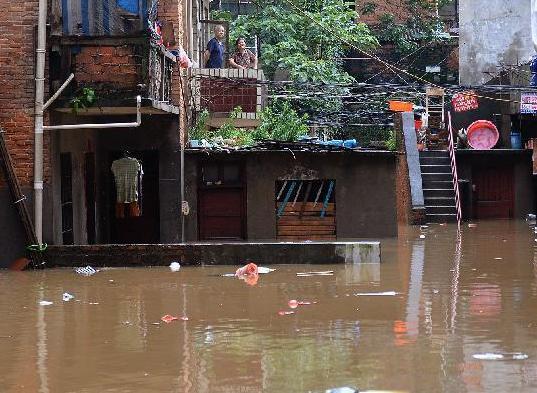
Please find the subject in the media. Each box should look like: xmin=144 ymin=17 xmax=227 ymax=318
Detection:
xmin=473 ymin=166 xmax=514 ymax=219
xmin=198 ymin=161 xmax=245 ymax=240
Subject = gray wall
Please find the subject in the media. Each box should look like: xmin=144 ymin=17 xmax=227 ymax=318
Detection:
xmin=459 ymin=0 xmax=535 ymax=85
xmin=184 ymin=151 xmax=398 ymax=240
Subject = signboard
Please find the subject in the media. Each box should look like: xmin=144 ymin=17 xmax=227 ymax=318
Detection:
xmin=520 ymin=92 xmax=537 ymax=114
xmin=451 ymin=91 xmax=479 ymax=112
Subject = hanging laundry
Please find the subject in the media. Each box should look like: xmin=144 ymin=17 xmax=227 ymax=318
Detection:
xmin=111 ymin=156 xmax=143 ymax=218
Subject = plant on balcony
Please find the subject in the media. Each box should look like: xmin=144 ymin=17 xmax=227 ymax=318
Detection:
xmin=70 ymin=87 xmax=96 ymax=113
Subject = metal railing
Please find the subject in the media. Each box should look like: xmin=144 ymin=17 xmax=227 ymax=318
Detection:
xmin=447 ymin=111 xmax=462 ymax=227
xmin=148 ymin=43 xmax=177 ymax=103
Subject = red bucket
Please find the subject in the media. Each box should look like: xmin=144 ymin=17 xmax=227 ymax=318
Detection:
xmin=466 ymin=120 xmax=499 ymax=150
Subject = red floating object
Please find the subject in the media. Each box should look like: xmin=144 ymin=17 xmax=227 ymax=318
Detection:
xmin=288 ymin=299 xmax=299 ymax=309
xmin=161 ymin=314 xmax=179 ymax=323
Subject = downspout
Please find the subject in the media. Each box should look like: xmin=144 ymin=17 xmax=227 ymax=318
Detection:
xmin=34 ymin=0 xmax=48 ymax=244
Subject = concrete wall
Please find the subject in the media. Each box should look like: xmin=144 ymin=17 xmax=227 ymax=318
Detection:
xmin=184 ymin=151 xmax=398 ymax=240
xmin=459 ymin=0 xmax=535 ymax=85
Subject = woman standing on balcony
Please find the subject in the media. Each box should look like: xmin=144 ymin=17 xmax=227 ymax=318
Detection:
xmin=229 ymin=37 xmax=258 ymax=70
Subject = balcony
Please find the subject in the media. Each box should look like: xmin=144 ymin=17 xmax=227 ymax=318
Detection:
xmin=185 ymin=68 xmax=266 ymax=128
xmin=50 ymin=36 xmax=179 ymax=115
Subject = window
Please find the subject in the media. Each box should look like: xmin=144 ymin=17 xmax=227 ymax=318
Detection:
xmin=275 ymin=180 xmax=336 ymax=240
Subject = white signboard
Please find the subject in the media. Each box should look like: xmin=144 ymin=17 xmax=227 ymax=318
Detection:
xmin=521 ymin=92 xmax=537 ymax=114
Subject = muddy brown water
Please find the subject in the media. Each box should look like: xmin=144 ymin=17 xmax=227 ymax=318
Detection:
xmin=2 ymin=220 xmax=537 ymax=393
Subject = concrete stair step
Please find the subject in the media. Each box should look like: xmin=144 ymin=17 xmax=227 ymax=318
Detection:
xmin=419 ymin=150 xmax=450 ymax=158
xmin=420 ymin=164 xmax=451 ymax=174
xmin=426 ymin=205 xmax=457 ymax=215
xmin=422 ymin=173 xmax=452 ymax=182
xmin=419 ymin=156 xmax=451 ymax=165
xmin=423 ymin=189 xmax=456 ymax=198
xmin=424 ymin=197 xmax=456 ymax=206
xmin=421 ymin=180 xmax=453 ymax=189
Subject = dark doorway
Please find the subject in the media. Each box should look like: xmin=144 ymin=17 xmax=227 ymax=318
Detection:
xmin=109 ymin=150 xmax=160 ymax=244
xmin=85 ymin=153 xmax=96 ymax=244
xmin=198 ymin=161 xmax=246 ymax=240
xmin=60 ymin=153 xmax=74 ymax=245
xmin=473 ymin=166 xmax=514 ymax=219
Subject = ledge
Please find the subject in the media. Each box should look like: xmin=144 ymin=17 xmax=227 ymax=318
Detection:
xmin=44 ymin=241 xmax=381 ymax=267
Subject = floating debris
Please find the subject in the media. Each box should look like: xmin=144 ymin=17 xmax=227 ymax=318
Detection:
xmin=169 ymin=262 xmax=181 ymax=272
xmin=473 ymin=352 xmax=528 ymax=360
xmin=297 ymin=270 xmax=334 ymax=277
xmin=468 ymin=223 xmax=477 ymax=228
xmin=161 ymin=315 xmax=178 ymax=323
xmin=419 ymin=235 xmax=426 ymax=239
xmin=39 ymin=300 xmax=53 ymax=306
xmin=278 ymin=311 xmax=295 ymax=316
xmin=75 ymin=266 xmax=98 ymax=276
xmin=62 ymin=292 xmax=75 ymax=302
xmin=354 ymin=291 xmax=398 ymax=296
xmin=161 ymin=315 xmax=188 ymax=323
xmin=257 ymin=266 xmax=276 ymax=274
xmin=288 ymin=299 xmax=298 ymax=309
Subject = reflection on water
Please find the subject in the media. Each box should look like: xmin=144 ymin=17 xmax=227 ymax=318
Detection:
xmin=2 ymin=221 xmax=537 ymax=392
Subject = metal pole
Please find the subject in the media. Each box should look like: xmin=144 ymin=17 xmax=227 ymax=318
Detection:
xmin=34 ymin=0 xmax=48 ymax=244
xmin=181 ymin=140 xmax=185 ymax=243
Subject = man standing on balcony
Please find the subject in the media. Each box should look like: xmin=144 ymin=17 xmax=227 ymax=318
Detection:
xmin=204 ymin=25 xmax=225 ymax=68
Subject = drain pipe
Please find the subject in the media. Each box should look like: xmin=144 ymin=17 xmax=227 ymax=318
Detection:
xmin=34 ymin=0 xmax=48 ymax=244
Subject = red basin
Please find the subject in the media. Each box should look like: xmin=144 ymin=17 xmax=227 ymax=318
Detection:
xmin=466 ymin=120 xmax=499 ymax=150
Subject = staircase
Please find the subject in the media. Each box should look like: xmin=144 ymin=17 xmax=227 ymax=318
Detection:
xmin=419 ymin=150 xmax=457 ymax=223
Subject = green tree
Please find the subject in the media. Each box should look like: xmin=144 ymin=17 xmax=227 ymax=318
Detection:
xmin=232 ymin=0 xmax=378 ymax=82
xmin=231 ymin=0 xmax=378 ymax=132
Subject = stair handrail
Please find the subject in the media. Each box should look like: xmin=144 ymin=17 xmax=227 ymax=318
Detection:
xmin=447 ymin=111 xmax=462 ymax=227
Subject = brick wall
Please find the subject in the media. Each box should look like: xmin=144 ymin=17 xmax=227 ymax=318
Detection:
xmin=0 ymin=0 xmax=50 ymax=187
xmin=200 ymin=78 xmax=258 ymax=113
xmin=73 ymin=45 xmax=142 ymax=95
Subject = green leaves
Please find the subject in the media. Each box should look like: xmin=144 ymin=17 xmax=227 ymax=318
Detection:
xmin=254 ymin=100 xmax=309 ymax=142
xmin=70 ymin=87 xmax=96 ymax=114
xmin=231 ymin=0 xmax=378 ymax=80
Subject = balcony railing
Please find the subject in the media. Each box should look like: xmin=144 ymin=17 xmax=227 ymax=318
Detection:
xmin=148 ymin=43 xmax=177 ymax=103
xmin=186 ymin=68 xmax=266 ymax=120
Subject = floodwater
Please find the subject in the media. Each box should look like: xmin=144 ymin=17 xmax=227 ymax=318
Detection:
xmin=2 ymin=221 xmax=537 ymax=393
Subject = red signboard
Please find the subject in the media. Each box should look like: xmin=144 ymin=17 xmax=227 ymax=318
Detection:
xmin=452 ymin=91 xmax=479 ymax=112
